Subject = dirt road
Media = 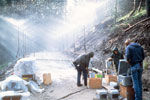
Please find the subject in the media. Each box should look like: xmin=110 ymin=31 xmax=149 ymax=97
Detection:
xmin=29 ymin=52 xmax=96 ymax=100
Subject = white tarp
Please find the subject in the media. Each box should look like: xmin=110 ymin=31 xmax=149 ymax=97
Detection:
xmin=0 ymin=75 xmax=30 ymax=100
xmin=0 ymin=75 xmax=44 ymax=100
xmin=27 ymin=80 xmax=44 ymax=94
xmin=14 ymin=57 xmax=37 ymax=77
xmin=13 ymin=57 xmax=45 ymax=85
xmin=0 ymin=75 xmax=28 ymax=92
xmin=0 ymin=91 xmax=30 ymax=100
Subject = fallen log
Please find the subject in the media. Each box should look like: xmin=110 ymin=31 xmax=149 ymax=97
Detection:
xmin=124 ymin=17 xmax=150 ymax=32
xmin=141 ymin=24 xmax=150 ymax=34
xmin=130 ymin=24 xmax=150 ymax=42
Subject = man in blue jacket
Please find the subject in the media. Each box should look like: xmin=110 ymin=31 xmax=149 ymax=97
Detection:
xmin=125 ymin=39 xmax=145 ymax=100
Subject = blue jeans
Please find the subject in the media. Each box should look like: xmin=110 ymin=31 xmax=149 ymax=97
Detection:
xmin=77 ymin=68 xmax=88 ymax=86
xmin=131 ymin=63 xmax=143 ymax=100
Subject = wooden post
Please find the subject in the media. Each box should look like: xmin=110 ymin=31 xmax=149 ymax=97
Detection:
xmin=115 ymin=0 xmax=118 ymax=24
xmin=84 ymin=26 xmax=86 ymax=53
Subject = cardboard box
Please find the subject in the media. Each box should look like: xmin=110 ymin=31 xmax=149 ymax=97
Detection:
xmin=22 ymin=74 xmax=34 ymax=81
xmin=88 ymin=78 xmax=102 ymax=89
xmin=43 ymin=73 xmax=52 ymax=85
xmin=120 ymin=85 xmax=135 ymax=100
xmin=2 ymin=96 xmax=22 ymax=100
xmin=105 ymin=75 xmax=117 ymax=84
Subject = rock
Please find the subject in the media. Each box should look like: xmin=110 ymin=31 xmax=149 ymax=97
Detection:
xmin=142 ymin=70 xmax=150 ymax=90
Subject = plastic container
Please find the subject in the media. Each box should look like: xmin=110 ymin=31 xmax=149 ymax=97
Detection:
xmin=89 ymin=72 xmax=95 ymax=78
xmin=109 ymin=89 xmax=119 ymax=100
xmin=118 ymin=59 xmax=130 ymax=75
xmin=106 ymin=60 xmax=113 ymax=69
xmin=96 ymin=89 xmax=108 ymax=100
xmin=110 ymin=82 xmax=117 ymax=88
xmin=95 ymin=74 xmax=98 ymax=78
xmin=118 ymin=75 xmax=132 ymax=86
xmin=97 ymin=74 xmax=103 ymax=78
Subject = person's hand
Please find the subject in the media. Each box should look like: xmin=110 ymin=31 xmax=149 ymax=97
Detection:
xmin=126 ymin=60 xmax=131 ymax=65
xmin=86 ymin=67 xmax=89 ymax=73
xmin=86 ymin=67 xmax=88 ymax=70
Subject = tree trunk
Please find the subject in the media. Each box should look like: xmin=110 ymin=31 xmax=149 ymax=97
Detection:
xmin=83 ymin=26 xmax=86 ymax=53
xmin=6 ymin=0 xmax=12 ymax=5
xmin=146 ymin=0 xmax=150 ymax=17
xmin=115 ymin=0 xmax=118 ymax=23
xmin=129 ymin=0 xmax=140 ymax=16
xmin=138 ymin=0 xmax=143 ymax=12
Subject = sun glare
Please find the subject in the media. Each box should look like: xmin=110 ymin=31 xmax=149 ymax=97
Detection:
xmin=2 ymin=17 xmax=25 ymax=26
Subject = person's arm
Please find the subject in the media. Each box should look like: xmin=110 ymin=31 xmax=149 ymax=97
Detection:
xmin=111 ymin=54 xmax=114 ymax=59
xmin=85 ymin=59 xmax=90 ymax=74
xmin=85 ymin=59 xmax=89 ymax=69
xmin=106 ymin=54 xmax=114 ymax=61
xmin=73 ymin=58 xmax=80 ymax=68
xmin=125 ymin=47 xmax=131 ymax=64
xmin=73 ymin=61 xmax=77 ymax=67
xmin=120 ymin=51 xmax=124 ymax=59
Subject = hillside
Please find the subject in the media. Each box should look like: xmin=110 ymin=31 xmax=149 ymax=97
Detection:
xmin=0 ymin=18 xmax=18 ymax=65
xmin=73 ymin=10 xmax=150 ymax=96
xmin=0 ymin=0 xmax=150 ymax=99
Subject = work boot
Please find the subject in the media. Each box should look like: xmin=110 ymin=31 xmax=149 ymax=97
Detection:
xmin=77 ymin=84 xmax=83 ymax=87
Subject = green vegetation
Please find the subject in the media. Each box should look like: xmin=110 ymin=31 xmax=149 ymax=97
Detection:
xmin=0 ymin=63 xmax=8 ymax=70
xmin=143 ymin=61 xmax=150 ymax=70
xmin=117 ymin=8 xmax=146 ymax=23
xmin=110 ymin=8 xmax=146 ymax=32
xmin=110 ymin=24 xmax=120 ymax=32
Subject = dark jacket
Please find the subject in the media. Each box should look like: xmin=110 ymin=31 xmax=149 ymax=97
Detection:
xmin=73 ymin=52 xmax=93 ymax=70
xmin=125 ymin=43 xmax=145 ymax=66
xmin=111 ymin=47 xmax=124 ymax=68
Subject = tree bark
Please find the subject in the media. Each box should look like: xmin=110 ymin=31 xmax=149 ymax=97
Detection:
xmin=129 ymin=0 xmax=140 ymax=16
xmin=124 ymin=17 xmax=150 ymax=32
xmin=138 ymin=0 xmax=143 ymax=12
xmin=146 ymin=0 xmax=150 ymax=17
xmin=114 ymin=0 xmax=118 ymax=24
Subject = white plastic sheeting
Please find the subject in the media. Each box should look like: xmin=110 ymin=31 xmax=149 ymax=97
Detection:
xmin=0 ymin=75 xmax=30 ymax=100
xmin=110 ymin=82 xmax=118 ymax=88
xmin=106 ymin=60 xmax=113 ymax=69
xmin=14 ymin=57 xmax=37 ymax=78
xmin=13 ymin=57 xmax=43 ymax=85
xmin=0 ymin=75 xmax=28 ymax=92
xmin=0 ymin=75 xmax=44 ymax=100
xmin=27 ymin=80 xmax=44 ymax=94
xmin=0 ymin=91 xmax=30 ymax=100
